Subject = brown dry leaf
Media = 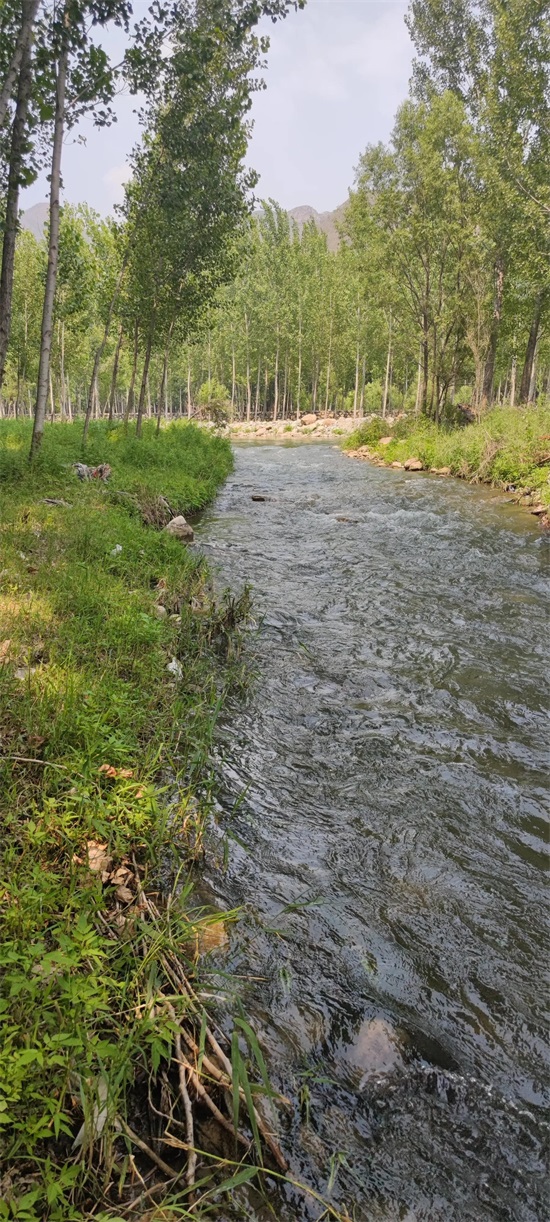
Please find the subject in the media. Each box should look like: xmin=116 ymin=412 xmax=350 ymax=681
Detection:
xmin=0 ymin=639 xmax=12 ymax=664
xmin=86 ymin=841 xmax=112 ymax=874
xmin=28 ymin=734 xmax=45 ymax=748
xmin=135 ymin=788 xmax=145 ymax=800
xmin=117 ymin=768 xmax=133 ymax=779
xmin=110 ymin=866 xmax=132 ymax=886
xmin=116 ymin=884 xmax=134 ymax=904
xmin=98 ymin=763 xmax=117 ymax=777
xmin=197 ymin=920 xmax=229 ymax=956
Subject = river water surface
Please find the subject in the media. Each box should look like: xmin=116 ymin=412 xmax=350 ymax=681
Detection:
xmin=196 ymin=442 xmax=548 ymax=1221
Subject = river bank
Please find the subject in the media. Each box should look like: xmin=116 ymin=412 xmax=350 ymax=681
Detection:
xmin=343 ymin=405 xmax=550 ymax=526
xmin=0 ymin=420 xmax=291 ymax=1221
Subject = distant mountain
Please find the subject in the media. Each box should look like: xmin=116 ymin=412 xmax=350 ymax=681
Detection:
xmin=21 ymin=199 xmax=349 ymax=252
xmin=21 ymin=201 xmax=48 ymax=240
xmin=287 ymin=203 xmax=348 ymax=252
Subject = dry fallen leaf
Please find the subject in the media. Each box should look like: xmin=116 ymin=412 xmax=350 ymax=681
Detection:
xmin=197 ymin=920 xmax=229 ymax=956
xmin=110 ymin=866 xmax=132 ymax=886
xmin=86 ymin=841 xmax=112 ymax=875
xmin=98 ymin=764 xmax=133 ymax=779
xmin=116 ymin=885 xmax=134 ymax=904
xmin=27 ymin=734 xmax=45 ymax=748
xmin=0 ymin=639 xmax=12 ymax=664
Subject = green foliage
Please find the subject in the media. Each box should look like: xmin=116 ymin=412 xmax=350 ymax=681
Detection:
xmin=346 ymin=404 xmax=550 ymax=504
xmin=0 ymin=420 xmax=242 ymax=1219
xmin=348 ymin=416 xmax=389 ymax=447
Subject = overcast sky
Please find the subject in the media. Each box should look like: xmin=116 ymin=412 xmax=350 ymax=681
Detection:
xmin=22 ymin=0 xmax=413 ymax=218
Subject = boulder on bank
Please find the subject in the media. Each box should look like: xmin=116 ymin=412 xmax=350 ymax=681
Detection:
xmin=163 ymin=515 xmax=194 ymax=543
xmin=301 ymin=413 xmax=317 ymax=426
xmin=403 ymin=457 xmax=424 ymax=471
xmin=379 ymin=436 xmax=393 ymax=445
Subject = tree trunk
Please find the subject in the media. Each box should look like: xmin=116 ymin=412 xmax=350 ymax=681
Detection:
xmin=107 ymin=324 xmax=123 ymax=422
xmin=187 ymin=348 xmax=192 ymax=417
xmin=60 ymin=322 xmax=65 ymax=417
xmin=156 ymin=331 xmax=172 ymax=433
xmin=273 ymin=329 xmax=280 ymax=421
xmin=124 ymin=321 xmax=139 ymax=426
xmin=0 ymin=35 xmax=33 ymax=392
xmin=49 ymin=370 xmax=55 ymax=422
xmin=382 ymin=310 xmax=392 ymax=418
xmin=528 ymin=337 xmax=538 ymax=403
xmin=83 ymin=253 xmax=129 ymax=441
xmin=519 ymin=292 xmax=546 ymax=404
xmin=482 ymin=257 xmax=505 ymax=406
xmin=360 ymin=355 xmax=366 ymax=417
xmin=231 ymin=341 xmax=236 ymax=414
xmin=421 ymin=314 xmax=429 ymax=415
xmin=255 ymin=355 xmax=261 ymax=421
xmin=296 ymin=316 xmax=303 ymax=420
xmin=414 ymin=346 xmax=422 ymax=415
xmin=30 ymin=36 xmax=68 ymax=460
xmin=325 ymin=296 xmax=333 ymax=413
xmin=136 ymin=330 xmax=153 ymax=437
xmin=245 ymin=312 xmax=252 ymax=422
xmin=353 ymin=340 xmax=360 ymax=418
xmin=0 ymin=0 xmax=39 ymax=130
xmin=312 ymin=355 xmax=318 ymax=412
xmin=509 ymin=355 xmax=517 ymax=407
xmin=282 ymin=352 xmax=288 ymax=419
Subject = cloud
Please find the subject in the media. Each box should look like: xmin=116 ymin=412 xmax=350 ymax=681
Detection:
xmin=103 ymin=162 xmax=132 ymax=203
xmin=248 ymin=0 xmax=413 ymax=211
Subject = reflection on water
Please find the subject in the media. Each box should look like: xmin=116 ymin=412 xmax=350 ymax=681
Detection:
xmin=196 ymin=443 xmax=549 ymax=1220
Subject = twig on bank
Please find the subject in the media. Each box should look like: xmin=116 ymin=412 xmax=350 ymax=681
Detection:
xmin=164 ymin=1000 xmax=197 ymax=1187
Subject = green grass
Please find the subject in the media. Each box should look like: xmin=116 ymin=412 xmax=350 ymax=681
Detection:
xmin=0 ymin=419 xmax=256 ymax=1219
xmin=344 ymin=404 xmax=550 ymax=506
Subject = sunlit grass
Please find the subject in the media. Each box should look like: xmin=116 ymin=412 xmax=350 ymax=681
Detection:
xmin=0 ymin=419 xmax=261 ymax=1220
xmin=345 ymin=403 xmax=550 ymax=505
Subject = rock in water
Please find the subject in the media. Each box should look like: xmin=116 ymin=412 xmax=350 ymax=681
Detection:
xmin=404 ymin=457 xmax=424 ymax=471
xmin=349 ymin=1018 xmax=405 ymax=1085
xmin=163 ymin=516 xmax=194 ymax=543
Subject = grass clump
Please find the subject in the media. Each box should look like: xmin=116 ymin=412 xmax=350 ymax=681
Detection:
xmin=345 ymin=404 xmax=550 ymax=505
xmin=0 ymin=419 xmax=267 ymax=1219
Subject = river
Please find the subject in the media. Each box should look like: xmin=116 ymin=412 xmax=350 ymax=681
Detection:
xmin=196 ymin=442 xmax=549 ymax=1221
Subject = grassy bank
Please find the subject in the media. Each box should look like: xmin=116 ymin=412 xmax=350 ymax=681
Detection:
xmin=344 ymin=404 xmax=550 ymax=513
xmin=0 ymin=420 xmax=269 ymax=1220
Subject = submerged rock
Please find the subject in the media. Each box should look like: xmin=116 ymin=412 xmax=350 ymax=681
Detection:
xmin=163 ymin=515 xmax=194 ymax=543
xmin=348 ymin=1017 xmax=405 ymax=1086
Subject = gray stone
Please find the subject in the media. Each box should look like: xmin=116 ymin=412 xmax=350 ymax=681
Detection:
xmin=163 ymin=516 xmax=194 ymax=543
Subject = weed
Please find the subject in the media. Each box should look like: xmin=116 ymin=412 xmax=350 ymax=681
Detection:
xmin=345 ymin=404 xmax=550 ymax=505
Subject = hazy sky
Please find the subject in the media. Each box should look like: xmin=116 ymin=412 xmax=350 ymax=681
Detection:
xmin=22 ymin=0 xmax=413 ymax=218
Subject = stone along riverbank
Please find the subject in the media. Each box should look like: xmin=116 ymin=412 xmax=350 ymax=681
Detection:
xmin=196 ymin=440 xmax=548 ymax=1221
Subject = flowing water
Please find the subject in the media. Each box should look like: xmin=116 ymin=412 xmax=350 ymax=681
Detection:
xmin=196 ymin=442 xmax=549 ymax=1221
